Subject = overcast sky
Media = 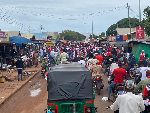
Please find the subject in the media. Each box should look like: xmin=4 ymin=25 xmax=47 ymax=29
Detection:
xmin=0 ymin=0 xmax=149 ymax=35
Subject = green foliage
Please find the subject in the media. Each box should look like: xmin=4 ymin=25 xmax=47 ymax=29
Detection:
xmin=145 ymin=16 xmax=150 ymax=36
xmin=60 ymin=30 xmax=86 ymax=41
xmin=106 ymin=18 xmax=139 ymax=36
xmin=144 ymin=6 xmax=150 ymax=18
xmin=100 ymin=32 xmax=105 ymax=37
xmin=143 ymin=6 xmax=150 ymax=36
xmin=89 ymin=32 xmax=105 ymax=39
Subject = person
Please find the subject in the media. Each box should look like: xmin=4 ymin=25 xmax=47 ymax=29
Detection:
xmin=91 ymin=61 xmax=103 ymax=78
xmin=72 ymin=50 xmax=80 ymax=62
xmin=104 ymin=54 xmax=113 ymax=74
xmin=78 ymin=56 xmax=86 ymax=67
xmin=110 ymin=58 xmax=119 ymax=74
xmin=128 ymin=53 xmax=136 ymax=67
xmin=109 ymin=80 xmax=145 ymax=113
xmin=87 ymin=53 xmax=98 ymax=70
xmin=121 ymin=45 xmax=124 ymax=52
xmin=95 ymin=53 xmax=104 ymax=65
xmin=33 ymin=51 xmax=39 ymax=67
xmin=123 ymin=63 xmax=130 ymax=80
xmin=141 ymin=50 xmax=146 ymax=56
xmin=40 ymin=47 xmax=43 ymax=62
xmin=60 ymin=49 xmax=69 ymax=64
xmin=143 ymin=84 xmax=150 ymax=113
xmin=134 ymin=70 xmax=150 ymax=93
xmin=108 ymin=63 xmax=127 ymax=99
xmin=16 ymin=57 xmax=23 ymax=81
xmin=140 ymin=62 xmax=150 ymax=81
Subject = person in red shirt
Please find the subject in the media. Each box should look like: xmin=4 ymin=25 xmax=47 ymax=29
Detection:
xmin=108 ymin=63 xmax=127 ymax=98
xmin=109 ymin=46 xmax=112 ymax=52
xmin=95 ymin=53 xmax=104 ymax=65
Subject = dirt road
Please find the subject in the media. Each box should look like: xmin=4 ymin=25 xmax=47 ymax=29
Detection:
xmin=0 ymin=72 xmax=113 ymax=113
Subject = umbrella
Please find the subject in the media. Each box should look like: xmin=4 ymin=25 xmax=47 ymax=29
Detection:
xmin=9 ymin=36 xmax=32 ymax=47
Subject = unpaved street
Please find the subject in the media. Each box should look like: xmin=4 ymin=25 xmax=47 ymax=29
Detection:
xmin=0 ymin=72 xmax=113 ymax=113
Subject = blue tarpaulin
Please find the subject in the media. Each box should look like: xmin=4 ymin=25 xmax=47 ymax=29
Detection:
xmin=116 ymin=35 xmax=123 ymax=41
xmin=9 ymin=36 xmax=32 ymax=47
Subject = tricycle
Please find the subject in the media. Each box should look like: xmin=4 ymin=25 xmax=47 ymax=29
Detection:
xmin=45 ymin=62 xmax=97 ymax=113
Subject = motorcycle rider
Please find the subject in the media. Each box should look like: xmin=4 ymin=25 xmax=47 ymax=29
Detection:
xmin=108 ymin=62 xmax=127 ymax=99
xmin=134 ymin=70 xmax=150 ymax=93
xmin=104 ymin=54 xmax=114 ymax=74
xmin=91 ymin=61 xmax=103 ymax=79
xmin=60 ymin=49 xmax=69 ymax=64
xmin=87 ymin=53 xmax=98 ymax=71
xmin=109 ymin=80 xmax=145 ymax=113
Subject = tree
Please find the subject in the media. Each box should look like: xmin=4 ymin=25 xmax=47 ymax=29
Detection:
xmin=106 ymin=18 xmax=139 ymax=36
xmin=144 ymin=6 xmax=150 ymax=18
xmin=60 ymin=30 xmax=86 ymax=41
xmin=100 ymin=32 xmax=105 ymax=37
xmin=145 ymin=16 xmax=150 ymax=36
xmin=143 ymin=6 xmax=150 ymax=36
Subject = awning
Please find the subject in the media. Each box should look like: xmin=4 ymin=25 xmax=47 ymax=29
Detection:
xmin=34 ymin=42 xmax=42 ymax=44
xmin=9 ymin=36 xmax=32 ymax=47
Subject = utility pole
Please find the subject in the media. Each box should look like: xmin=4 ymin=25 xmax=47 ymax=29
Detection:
xmin=92 ymin=20 xmax=93 ymax=38
xmin=127 ymin=3 xmax=132 ymax=39
xmin=139 ymin=0 xmax=141 ymax=24
xmin=29 ymin=24 xmax=30 ymax=33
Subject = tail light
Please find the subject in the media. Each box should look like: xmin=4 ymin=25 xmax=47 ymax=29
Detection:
xmin=85 ymin=106 xmax=92 ymax=113
xmin=97 ymin=77 xmax=100 ymax=81
xmin=46 ymin=72 xmax=48 ymax=76
xmin=51 ymin=109 xmax=57 ymax=113
xmin=47 ymin=104 xmax=58 ymax=113
xmin=47 ymin=103 xmax=55 ymax=106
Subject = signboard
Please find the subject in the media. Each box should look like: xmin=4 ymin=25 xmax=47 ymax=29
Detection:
xmin=136 ymin=27 xmax=145 ymax=39
xmin=0 ymin=31 xmax=5 ymax=37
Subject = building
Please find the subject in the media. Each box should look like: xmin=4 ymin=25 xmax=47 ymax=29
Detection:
xmin=4 ymin=31 xmax=20 ymax=37
xmin=0 ymin=29 xmax=8 ymax=41
xmin=21 ymin=33 xmax=34 ymax=39
xmin=42 ymin=32 xmax=58 ymax=38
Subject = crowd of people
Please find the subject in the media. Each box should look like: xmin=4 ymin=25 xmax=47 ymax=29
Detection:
xmin=13 ymin=40 xmax=150 ymax=113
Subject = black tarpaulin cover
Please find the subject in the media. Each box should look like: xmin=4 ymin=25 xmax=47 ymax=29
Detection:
xmin=47 ymin=63 xmax=93 ymax=101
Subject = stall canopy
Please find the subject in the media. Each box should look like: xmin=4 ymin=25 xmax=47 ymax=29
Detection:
xmin=34 ymin=42 xmax=42 ymax=44
xmin=9 ymin=36 xmax=32 ymax=47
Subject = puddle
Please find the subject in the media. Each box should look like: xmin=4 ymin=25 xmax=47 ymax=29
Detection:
xmin=30 ymin=88 xmax=42 ymax=97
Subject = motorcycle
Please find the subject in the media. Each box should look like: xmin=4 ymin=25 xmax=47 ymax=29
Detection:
xmin=93 ymin=75 xmax=104 ymax=95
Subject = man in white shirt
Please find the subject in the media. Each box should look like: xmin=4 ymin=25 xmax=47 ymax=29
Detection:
xmin=78 ymin=57 xmax=85 ymax=67
xmin=110 ymin=58 xmax=118 ymax=73
xmin=108 ymin=58 xmax=118 ymax=82
xmin=140 ymin=62 xmax=150 ymax=81
xmin=109 ymin=80 xmax=145 ymax=113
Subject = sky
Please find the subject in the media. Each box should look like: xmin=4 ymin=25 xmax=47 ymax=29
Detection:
xmin=0 ymin=0 xmax=149 ymax=35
